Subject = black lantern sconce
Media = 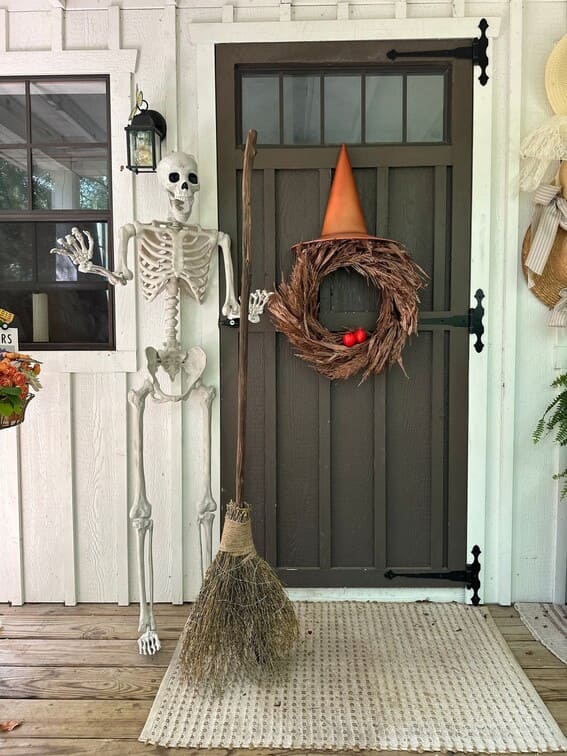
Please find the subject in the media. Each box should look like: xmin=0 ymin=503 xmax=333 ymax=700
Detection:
xmin=125 ymin=88 xmax=166 ymax=173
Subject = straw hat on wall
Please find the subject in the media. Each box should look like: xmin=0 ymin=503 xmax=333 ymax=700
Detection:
xmin=546 ymin=34 xmax=567 ymax=116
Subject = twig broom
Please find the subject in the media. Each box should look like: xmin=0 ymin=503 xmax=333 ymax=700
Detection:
xmin=179 ymin=129 xmax=298 ymax=688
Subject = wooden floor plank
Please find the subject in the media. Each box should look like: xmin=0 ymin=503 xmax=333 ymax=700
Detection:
xmin=0 ymin=604 xmax=191 ymax=616
xmin=525 ymin=669 xmax=567 ymax=701
xmin=0 ymin=738 xmax=189 ymax=755
xmin=0 ymin=616 xmax=185 ymax=640
xmin=508 ymin=640 xmax=566 ymax=668
xmin=0 ymin=640 xmax=175 ymax=667
xmin=0 ymin=700 xmax=150 ymax=739
xmin=0 ymin=667 xmax=164 ymax=700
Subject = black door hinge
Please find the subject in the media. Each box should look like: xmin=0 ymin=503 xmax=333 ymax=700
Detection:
xmin=219 ymin=316 xmax=240 ymax=328
xmin=385 ymin=545 xmax=482 ymax=605
xmin=419 ymin=289 xmax=485 ymax=353
xmin=387 ymin=18 xmax=490 ymax=86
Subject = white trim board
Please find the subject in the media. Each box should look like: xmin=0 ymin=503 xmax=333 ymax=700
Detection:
xmin=195 ymin=16 xmax=502 ymax=603
xmin=287 ymin=588 xmax=467 ymax=602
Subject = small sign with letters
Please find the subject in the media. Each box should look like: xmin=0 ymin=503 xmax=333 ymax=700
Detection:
xmin=0 ymin=326 xmax=19 ymax=351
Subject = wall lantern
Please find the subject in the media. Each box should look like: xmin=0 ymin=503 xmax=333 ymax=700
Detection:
xmin=125 ymin=88 xmax=166 ymax=173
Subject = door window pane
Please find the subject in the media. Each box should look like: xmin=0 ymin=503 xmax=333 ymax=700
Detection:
xmin=0 ymin=83 xmax=26 ymax=144
xmin=30 ymin=80 xmax=108 ymax=143
xmin=283 ymin=75 xmax=320 ymax=144
xmin=32 ymin=147 xmax=108 ymax=210
xmin=324 ymin=75 xmax=361 ymax=144
xmin=0 ymin=149 xmax=28 ymax=210
xmin=366 ymin=75 xmax=403 ymax=143
xmin=407 ymin=75 xmax=445 ymax=143
xmin=241 ymin=75 xmax=280 ymax=144
xmin=0 ymin=223 xmax=34 ymax=281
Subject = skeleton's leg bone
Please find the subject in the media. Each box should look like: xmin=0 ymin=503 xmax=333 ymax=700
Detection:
xmin=219 ymin=231 xmax=240 ymax=318
xmin=128 ymin=379 xmax=161 ymax=655
xmin=193 ymin=380 xmax=217 ymax=577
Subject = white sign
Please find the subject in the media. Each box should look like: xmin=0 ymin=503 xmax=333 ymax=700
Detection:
xmin=0 ymin=327 xmax=19 ymax=351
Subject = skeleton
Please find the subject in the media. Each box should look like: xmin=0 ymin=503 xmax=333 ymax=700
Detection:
xmin=51 ymin=152 xmax=271 ymax=654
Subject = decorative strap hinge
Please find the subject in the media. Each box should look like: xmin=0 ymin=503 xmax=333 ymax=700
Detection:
xmin=384 ymin=545 xmax=482 ymax=605
xmin=419 ymin=288 xmax=485 ymax=353
xmin=387 ymin=18 xmax=490 ymax=86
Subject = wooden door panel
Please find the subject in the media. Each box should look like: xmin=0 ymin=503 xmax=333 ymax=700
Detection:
xmin=275 ymin=336 xmax=320 ymax=568
xmin=330 ymin=375 xmax=376 ymax=568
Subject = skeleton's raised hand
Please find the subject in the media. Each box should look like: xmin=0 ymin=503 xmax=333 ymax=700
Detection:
xmin=50 ymin=226 xmax=126 ymax=286
xmin=51 ymin=227 xmax=94 ymax=267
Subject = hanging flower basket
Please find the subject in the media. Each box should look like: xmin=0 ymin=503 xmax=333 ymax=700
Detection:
xmin=0 ymin=393 xmax=34 ymax=429
xmin=0 ymin=352 xmax=42 ymax=431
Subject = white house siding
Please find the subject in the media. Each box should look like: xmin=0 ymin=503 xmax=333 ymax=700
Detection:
xmin=0 ymin=0 xmax=564 ymax=606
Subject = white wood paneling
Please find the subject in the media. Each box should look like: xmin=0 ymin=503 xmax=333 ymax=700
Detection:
xmin=0 ymin=430 xmax=23 ymax=605
xmin=19 ymin=374 xmax=73 ymax=603
xmin=73 ymin=374 xmax=128 ymax=603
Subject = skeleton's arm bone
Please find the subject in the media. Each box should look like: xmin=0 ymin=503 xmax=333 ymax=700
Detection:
xmin=50 ymin=226 xmax=131 ymax=286
xmin=116 ymin=223 xmax=137 ymax=281
xmin=218 ymin=231 xmax=240 ymax=319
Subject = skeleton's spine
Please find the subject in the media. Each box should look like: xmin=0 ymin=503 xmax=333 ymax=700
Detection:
xmin=164 ymin=279 xmax=181 ymax=351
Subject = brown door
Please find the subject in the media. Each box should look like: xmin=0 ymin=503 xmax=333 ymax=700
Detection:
xmin=217 ymin=41 xmax=473 ymax=588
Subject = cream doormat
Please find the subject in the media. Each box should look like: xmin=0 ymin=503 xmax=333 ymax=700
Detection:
xmin=140 ymin=602 xmax=567 ymax=752
xmin=515 ymin=602 xmax=567 ymax=664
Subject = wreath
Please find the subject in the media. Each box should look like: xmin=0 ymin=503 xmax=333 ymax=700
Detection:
xmin=268 ymin=237 xmax=426 ymax=382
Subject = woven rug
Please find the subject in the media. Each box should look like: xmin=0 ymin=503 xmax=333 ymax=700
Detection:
xmin=516 ymin=602 xmax=567 ymax=664
xmin=140 ymin=602 xmax=567 ymax=752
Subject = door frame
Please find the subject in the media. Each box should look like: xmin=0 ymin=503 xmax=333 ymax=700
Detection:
xmin=192 ymin=15 xmax=503 ymax=604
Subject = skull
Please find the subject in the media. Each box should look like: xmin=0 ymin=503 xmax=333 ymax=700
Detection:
xmin=157 ymin=152 xmax=200 ymax=225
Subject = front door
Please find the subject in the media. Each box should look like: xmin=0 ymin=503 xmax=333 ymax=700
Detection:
xmin=217 ymin=41 xmax=473 ymax=588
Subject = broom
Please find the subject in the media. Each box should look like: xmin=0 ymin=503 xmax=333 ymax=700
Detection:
xmin=179 ymin=129 xmax=298 ymax=688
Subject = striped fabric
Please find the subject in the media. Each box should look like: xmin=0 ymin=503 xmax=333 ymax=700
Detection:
xmin=525 ymin=184 xmax=567 ymax=288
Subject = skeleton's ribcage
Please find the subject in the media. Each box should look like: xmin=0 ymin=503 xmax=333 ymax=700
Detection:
xmin=138 ymin=228 xmax=216 ymax=303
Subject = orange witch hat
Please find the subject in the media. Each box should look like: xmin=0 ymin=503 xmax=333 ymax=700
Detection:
xmin=320 ymin=144 xmax=370 ymax=240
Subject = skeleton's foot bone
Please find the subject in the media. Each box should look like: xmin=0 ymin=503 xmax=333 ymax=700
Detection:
xmin=138 ymin=629 xmax=161 ymax=655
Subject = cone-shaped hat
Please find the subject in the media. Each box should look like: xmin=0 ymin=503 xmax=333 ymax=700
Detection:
xmin=320 ymin=144 xmax=370 ymax=239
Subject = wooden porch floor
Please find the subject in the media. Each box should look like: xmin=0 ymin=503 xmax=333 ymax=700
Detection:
xmin=0 ymin=604 xmax=565 ymax=755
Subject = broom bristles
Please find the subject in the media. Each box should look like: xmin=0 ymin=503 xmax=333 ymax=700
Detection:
xmin=180 ymin=502 xmax=299 ymax=689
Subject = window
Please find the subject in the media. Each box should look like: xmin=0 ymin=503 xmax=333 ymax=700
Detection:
xmin=0 ymin=76 xmax=114 ymax=350
xmin=240 ymin=68 xmax=448 ymax=146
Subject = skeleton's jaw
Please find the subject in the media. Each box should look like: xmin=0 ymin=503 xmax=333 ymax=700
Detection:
xmin=168 ymin=194 xmax=194 ymax=225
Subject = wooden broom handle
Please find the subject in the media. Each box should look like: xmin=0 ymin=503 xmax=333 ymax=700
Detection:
xmin=235 ymin=129 xmax=257 ymax=506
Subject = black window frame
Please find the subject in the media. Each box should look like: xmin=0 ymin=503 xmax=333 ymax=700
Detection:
xmin=0 ymin=74 xmax=115 ymax=351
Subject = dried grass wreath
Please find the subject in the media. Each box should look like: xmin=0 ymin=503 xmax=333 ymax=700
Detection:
xmin=269 ymin=237 xmax=426 ymax=382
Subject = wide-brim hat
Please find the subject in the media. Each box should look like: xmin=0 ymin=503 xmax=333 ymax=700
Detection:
xmin=522 ymin=224 xmax=567 ymax=307
xmin=546 ymin=34 xmax=567 ymax=115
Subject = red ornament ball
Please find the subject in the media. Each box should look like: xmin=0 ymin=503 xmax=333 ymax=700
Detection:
xmin=342 ymin=332 xmax=356 ymax=348
xmin=354 ymin=328 xmax=367 ymax=343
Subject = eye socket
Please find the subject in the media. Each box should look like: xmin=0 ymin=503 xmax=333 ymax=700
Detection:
xmin=168 ymin=172 xmax=180 ymax=183
xmin=188 ymin=172 xmax=199 ymax=185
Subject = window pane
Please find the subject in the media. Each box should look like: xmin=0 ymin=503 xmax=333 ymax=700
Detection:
xmin=0 ymin=82 xmax=26 ymax=144
xmin=30 ymin=80 xmax=108 ymax=143
xmin=241 ymin=76 xmax=280 ymax=144
xmin=366 ymin=75 xmax=403 ymax=143
xmin=36 ymin=222 xmax=109 ymax=282
xmin=283 ymin=75 xmax=320 ymax=144
xmin=324 ymin=75 xmax=361 ymax=144
xmin=407 ymin=75 xmax=445 ymax=143
xmin=0 ymin=288 xmax=110 ymax=345
xmin=32 ymin=147 xmax=108 ymax=210
xmin=0 ymin=223 xmax=34 ymax=281
xmin=0 ymin=149 xmax=28 ymax=210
